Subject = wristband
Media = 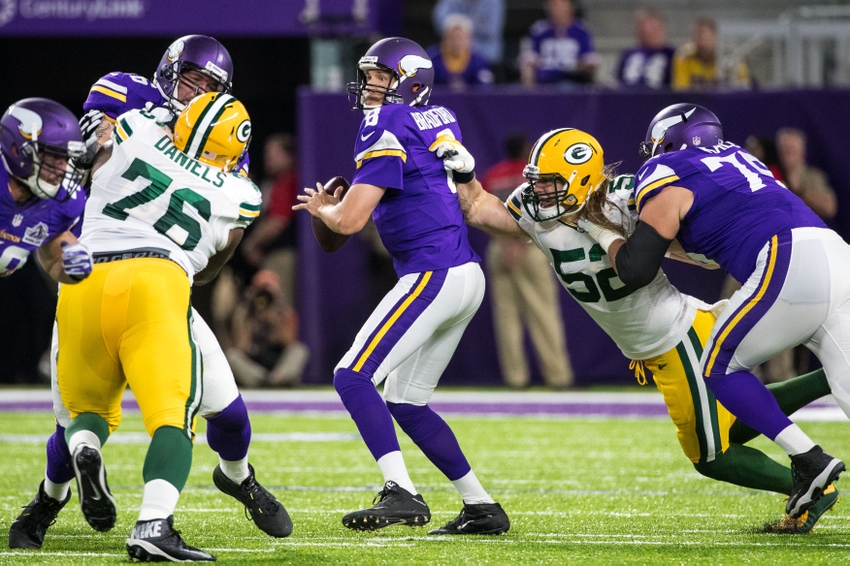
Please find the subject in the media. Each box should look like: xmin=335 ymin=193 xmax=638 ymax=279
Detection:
xmin=452 ymin=171 xmax=475 ymax=184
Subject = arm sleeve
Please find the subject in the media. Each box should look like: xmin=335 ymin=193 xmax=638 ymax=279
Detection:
xmin=614 ymin=221 xmax=671 ymax=290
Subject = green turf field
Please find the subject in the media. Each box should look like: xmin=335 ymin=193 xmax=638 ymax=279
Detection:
xmin=1 ymin=409 xmax=848 ymax=564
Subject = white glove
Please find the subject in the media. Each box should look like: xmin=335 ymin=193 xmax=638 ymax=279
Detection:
xmin=577 ymin=218 xmax=624 ymax=253
xmin=430 ymin=136 xmax=475 ymax=174
xmin=61 ymin=241 xmax=93 ymax=282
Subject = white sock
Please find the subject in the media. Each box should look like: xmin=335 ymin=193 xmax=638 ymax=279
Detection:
xmin=43 ymin=476 xmax=71 ymax=501
xmin=67 ymin=431 xmax=101 ymax=455
xmin=377 ymin=451 xmax=416 ymax=494
xmin=138 ymin=479 xmax=180 ymax=521
xmin=451 ymin=470 xmax=494 ymax=504
xmin=775 ymin=424 xmax=817 ymax=456
xmin=219 ymin=457 xmax=250 ymax=484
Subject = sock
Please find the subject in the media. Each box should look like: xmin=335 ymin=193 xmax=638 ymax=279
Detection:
xmin=45 ymin=424 xmax=74 ymax=485
xmin=219 ymin=456 xmax=250 ymax=484
xmin=694 ymin=444 xmax=793 ymax=495
xmin=205 ymin=395 xmax=251 ymax=462
xmin=67 ymin=430 xmax=102 ymax=455
xmin=334 ymin=369 xmax=400 ymax=460
xmin=451 ymin=470 xmax=495 ymax=504
xmin=705 ymin=371 xmax=796 ymax=440
xmin=386 ymin=402 xmax=472 ymax=481
xmin=138 ymin=479 xmax=180 ymax=521
xmin=774 ymin=425 xmax=817 ymax=456
xmin=65 ymin=412 xmax=109 ymax=452
xmin=729 ymin=369 xmax=831 ymax=444
xmin=143 ymin=426 xmax=193 ymax=492
xmin=376 ymin=451 xmax=416 ymax=494
xmin=43 ymin=477 xmax=71 ymax=502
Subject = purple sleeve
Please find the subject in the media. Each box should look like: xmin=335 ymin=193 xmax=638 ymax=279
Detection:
xmin=83 ymin=72 xmax=165 ymax=120
xmin=351 ymin=108 xmax=407 ymax=190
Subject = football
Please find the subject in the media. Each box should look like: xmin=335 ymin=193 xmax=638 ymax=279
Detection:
xmin=311 ymin=176 xmax=352 ymax=253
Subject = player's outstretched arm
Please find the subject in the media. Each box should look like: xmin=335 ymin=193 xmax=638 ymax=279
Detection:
xmin=37 ymin=232 xmax=93 ymax=284
xmin=196 ymin=229 xmax=244 ymax=286
xmin=456 ymin=178 xmax=527 ymax=238
xmin=294 ymin=182 xmax=384 ymax=235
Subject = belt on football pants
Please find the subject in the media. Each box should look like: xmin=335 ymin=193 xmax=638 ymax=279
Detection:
xmin=92 ymin=247 xmax=172 ymax=264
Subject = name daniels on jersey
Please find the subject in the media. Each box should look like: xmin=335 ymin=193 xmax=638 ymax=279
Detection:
xmin=153 ymin=135 xmax=227 ymax=188
xmin=410 ymin=107 xmax=456 ymax=131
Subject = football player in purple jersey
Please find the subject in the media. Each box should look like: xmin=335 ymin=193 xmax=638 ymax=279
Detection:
xmin=579 ymin=103 xmax=848 ymax=521
xmin=9 ymin=37 xmax=291 ymax=551
xmin=0 ymin=98 xmax=92 ymax=284
xmin=294 ymin=37 xmax=510 ymax=535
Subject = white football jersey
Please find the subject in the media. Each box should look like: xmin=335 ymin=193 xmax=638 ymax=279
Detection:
xmin=82 ymin=109 xmax=261 ymax=282
xmin=507 ymin=175 xmax=707 ymax=359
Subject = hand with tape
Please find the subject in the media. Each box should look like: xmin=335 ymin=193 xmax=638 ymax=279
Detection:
xmin=577 ymin=217 xmax=625 ymax=254
xmin=61 ymin=241 xmax=93 ymax=282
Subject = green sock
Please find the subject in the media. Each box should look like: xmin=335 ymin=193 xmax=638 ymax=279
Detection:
xmin=694 ymin=443 xmax=792 ymax=495
xmin=143 ymin=426 xmax=193 ymax=492
xmin=65 ymin=412 xmax=110 ymax=447
xmin=729 ymin=368 xmax=830 ymax=445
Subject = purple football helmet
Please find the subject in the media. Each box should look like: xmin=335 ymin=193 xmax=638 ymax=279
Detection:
xmin=0 ymin=98 xmax=85 ymax=199
xmin=346 ymin=37 xmax=434 ymax=110
xmin=639 ymin=103 xmax=723 ymax=159
xmin=153 ymin=35 xmax=234 ymax=112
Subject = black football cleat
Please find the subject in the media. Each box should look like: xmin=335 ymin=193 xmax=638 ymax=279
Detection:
xmin=212 ymin=464 xmax=293 ymax=538
xmin=787 ymin=445 xmax=845 ymax=519
xmin=9 ymin=481 xmax=71 ymax=549
xmin=342 ymin=481 xmax=431 ymax=531
xmin=126 ymin=515 xmax=215 ymax=562
xmin=428 ymin=502 xmax=510 ymax=535
xmin=72 ymin=445 xmax=117 ymax=532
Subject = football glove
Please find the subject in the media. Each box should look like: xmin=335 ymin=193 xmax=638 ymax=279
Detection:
xmin=430 ymin=136 xmax=475 ymax=175
xmin=61 ymin=241 xmax=93 ymax=282
xmin=75 ymin=109 xmax=106 ymax=170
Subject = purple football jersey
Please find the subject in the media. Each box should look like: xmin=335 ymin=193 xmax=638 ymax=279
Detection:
xmin=616 ymin=46 xmax=675 ymax=89
xmin=352 ymin=103 xmax=480 ymax=276
xmin=634 ymin=141 xmax=825 ymax=283
xmin=528 ymin=20 xmax=598 ymax=84
xmin=83 ymin=71 xmax=250 ymax=176
xmin=0 ymin=166 xmax=86 ymax=275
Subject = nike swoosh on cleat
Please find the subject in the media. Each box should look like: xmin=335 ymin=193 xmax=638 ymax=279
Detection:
xmin=459 ymin=521 xmax=473 ymax=531
xmin=88 ymin=479 xmax=102 ymax=501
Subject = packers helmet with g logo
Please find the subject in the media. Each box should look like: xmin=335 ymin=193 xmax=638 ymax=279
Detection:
xmin=173 ymin=92 xmax=251 ymax=172
xmin=521 ymin=128 xmax=605 ymax=221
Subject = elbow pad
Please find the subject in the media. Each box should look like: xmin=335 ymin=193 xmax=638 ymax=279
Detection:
xmin=614 ymin=222 xmax=672 ymax=289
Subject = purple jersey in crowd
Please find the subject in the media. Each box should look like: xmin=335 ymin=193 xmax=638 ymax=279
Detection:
xmin=0 ymin=166 xmax=86 ymax=275
xmin=527 ymin=19 xmax=598 ymax=84
xmin=634 ymin=141 xmax=825 ymax=283
xmin=352 ymin=103 xmax=479 ymax=277
xmin=616 ymin=46 xmax=675 ymax=89
xmin=83 ymin=72 xmax=250 ymax=176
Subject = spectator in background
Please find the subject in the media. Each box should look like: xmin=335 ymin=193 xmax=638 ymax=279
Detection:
xmin=480 ymin=134 xmax=574 ymax=390
xmin=225 ymin=270 xmax=309 ymax=388
xmin=672 ymin=18 xmax=750 ymax=91
xmin=616 ymin=6 xmax=675 ymax=89
xmin=241 ymin=133 xmax=300 ymax=308
xmin=429 ymin=14 xmax=494 ymax=89
xmin=519 ymin=0 xmax=598 ymax=88
xmin=432 ymin=0 xmax=506 ymax=68
xmin=776 ymin=128 xmax=838 ymax=222
xmin=746 ymin=135 xmax=784 ymax=182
